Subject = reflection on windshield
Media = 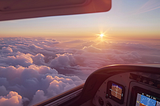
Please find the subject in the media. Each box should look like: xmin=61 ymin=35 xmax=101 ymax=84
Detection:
xmin=0 ymin=0 xmax=160 ymax=106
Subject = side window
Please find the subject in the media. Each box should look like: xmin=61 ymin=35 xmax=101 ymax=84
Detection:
xmin=0 ymin=0 xmax=159 ymax=105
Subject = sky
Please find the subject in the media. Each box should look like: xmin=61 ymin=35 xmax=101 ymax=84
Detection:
xmin=0 ymin=0 xmax=159 ymax=39
xmin=0 ymin=0 xmax=160 ymax=106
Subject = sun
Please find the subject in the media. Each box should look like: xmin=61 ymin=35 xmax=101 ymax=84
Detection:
xmin=99 ymin=33 xmax=104 ymax=38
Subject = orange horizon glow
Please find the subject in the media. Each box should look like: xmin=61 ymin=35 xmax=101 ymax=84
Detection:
xmin=0 ymin=0 xmax=159 ymax=40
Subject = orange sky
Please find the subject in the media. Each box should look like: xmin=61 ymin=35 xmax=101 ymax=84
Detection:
xmin=0 ymin=0 xmax=159 ymax=39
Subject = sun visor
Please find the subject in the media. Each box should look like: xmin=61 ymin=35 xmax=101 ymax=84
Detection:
xmin=0 ymin=0 xmax=111 ymax=21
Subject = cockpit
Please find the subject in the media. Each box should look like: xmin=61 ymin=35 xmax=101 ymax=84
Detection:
xmin=0 ymin=0 xmax=160 ymax=106
xmin=35 ymin=65 xmax=160 ymax=106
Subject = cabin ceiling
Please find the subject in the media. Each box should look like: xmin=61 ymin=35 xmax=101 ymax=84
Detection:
xmin=0 ymin=0 xmax=111 ymax=21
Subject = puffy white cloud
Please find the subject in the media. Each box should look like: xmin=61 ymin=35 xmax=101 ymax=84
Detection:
xmin=2 ymin=47 xmax=13 ymax=53
xmin=30 ymin=90 xmax=47 ymax=105
xmin=49 ymin=53 xmax=76 ymax=68
xmin=0 ymin=37 xmax=160 ymax=105
xmin=0 ymin=64 xmax=83 ymax=105
xmin=0 ymin=52 xmax=33 ymax=67
xmin=27 ymin=65 xmax=58 ymax=75
xmin=47 ymin=75 xmax=83 ymax=97
xmin=0 ymin=91 xmax=23 ymax=106
xmin=47 ymin=80 xmax=66 ymax=96
xmin=0 ymin=66 xmax=24 ymax=81
xmin=32 ymin=53 xmax=45 ymax=65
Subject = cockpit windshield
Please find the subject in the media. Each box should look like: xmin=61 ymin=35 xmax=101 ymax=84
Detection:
xmin=0 ymin=0 xmax=159 ymax=105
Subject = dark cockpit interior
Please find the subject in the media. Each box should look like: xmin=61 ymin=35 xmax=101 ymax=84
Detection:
xmin=35 ymin=65 xmax=160 ymax=106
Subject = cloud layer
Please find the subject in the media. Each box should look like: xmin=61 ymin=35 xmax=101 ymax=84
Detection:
xmin=0 ymin=37 xmax=160 ymax=105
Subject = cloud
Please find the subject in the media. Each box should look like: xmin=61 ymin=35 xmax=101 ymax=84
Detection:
xmin=0 ymin=86 xmax=8 ymax=96
xmin=49 ymin=53 xmax=76 ymax=68
xmin=46 ymin=76 xmax=79 ymax=97
xmin=0 ymin=52 xmax=33 ymax=67
xmin=0 ymin=65 xmax=83 ymax=105
xmin=82 ymin=45 xmax=102 ymax=53
xmin=0 ymin=37 xmax=160 ymax=105
xmin=2 ymin=47 xmax=13 ymax=53
xmin=32 ymin=53 xmax=45 ymax=65
xmin=0 ymin=91 xmax=23 ymax=106
xmin=30 ymin=90 xmax=47 ymax=105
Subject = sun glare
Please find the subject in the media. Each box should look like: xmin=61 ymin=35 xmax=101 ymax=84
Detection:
xmin=100 ymin=34 xmax=104 ymax=38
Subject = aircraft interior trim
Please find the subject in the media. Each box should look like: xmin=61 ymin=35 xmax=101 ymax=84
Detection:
xmin=35 ymin=64 xmax=160 ymax=106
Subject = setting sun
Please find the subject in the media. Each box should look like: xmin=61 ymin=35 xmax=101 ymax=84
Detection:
xmin=100 ymin=34 xmax=104 ymax=38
